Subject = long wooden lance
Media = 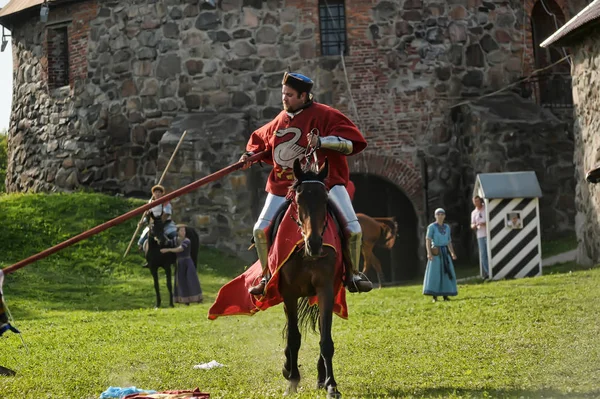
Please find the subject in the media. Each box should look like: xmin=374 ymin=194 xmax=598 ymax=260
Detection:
xmin=1 ymin=151 xmax=269 ymax=276
xmin=122 ymin=130 xmax=188 ymax=258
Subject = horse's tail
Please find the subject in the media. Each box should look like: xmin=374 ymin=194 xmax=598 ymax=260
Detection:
xmin=297 ymin=297 xmax=320 ymax=335
xmin=185 ymin=226 xmax=200 ymax=268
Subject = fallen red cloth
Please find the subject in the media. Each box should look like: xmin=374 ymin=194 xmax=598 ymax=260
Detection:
xmin=208 ymin=203 xmax=348 ymax=320
xmin=123 ymin=387 xmax=209 ymax=398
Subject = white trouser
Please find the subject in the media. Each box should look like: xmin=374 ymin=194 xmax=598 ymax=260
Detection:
xmin=328 ymin=185 xmax=362 ymax=273
xmin=253 ymin=194 xmax=289 ymax=275
xmin=253 ymin=185 xmax=362 ymax=274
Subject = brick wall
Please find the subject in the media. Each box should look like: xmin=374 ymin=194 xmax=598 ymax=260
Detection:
xmin=522 ymin=0 xmax=573 ymax=75
xmin=320 ymin=0 xmax=426 ymax=187
xmin=41 ymin=0 xmax=97 ymax=91
xmin=350 ymin=152 xmax=423 ymax=211
xmin=47 ymin=26 xmax=69 ymax=89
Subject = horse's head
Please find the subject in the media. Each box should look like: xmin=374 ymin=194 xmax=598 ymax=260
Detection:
xmin=292 ymin=158 xmax=329 ymax=258
xmin=382 ymin=217 xmax=399 ymax=249
xmin=375 ymin=217 xmax=398 ymax=249
xmin=148 ymin=213 xmax=166 ymax=245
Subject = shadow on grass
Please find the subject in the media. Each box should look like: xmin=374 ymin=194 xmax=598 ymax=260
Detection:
xmin=195 ymin=246 xmax=249 ymax=278
xmin=359 ymin=387 xmax=600 ymax=398
xmin=541 ymin=231 xmax=577 ymax=259
xmin=5 ymin=235 xmax=593 ymax=315
xmin=544 ymin=261 xmax=595 ymax=275
xmin=3 ymin=246 xmax=249 ymax=316
xmin=374 ymin=261 xmax=598 ymax=292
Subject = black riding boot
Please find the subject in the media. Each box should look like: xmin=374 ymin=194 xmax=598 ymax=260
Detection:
xmin=249 ymin=276 xmax=269 ymax=296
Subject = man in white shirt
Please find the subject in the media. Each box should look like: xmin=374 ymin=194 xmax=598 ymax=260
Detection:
xmin=471 ymin=196 xmax=490 ymax=279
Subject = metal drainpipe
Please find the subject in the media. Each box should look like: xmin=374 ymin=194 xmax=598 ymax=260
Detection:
xmin=419 ymin=154 xmax=430 ymax=270
xmin=420 ymin=154 xmax=429 ymax=221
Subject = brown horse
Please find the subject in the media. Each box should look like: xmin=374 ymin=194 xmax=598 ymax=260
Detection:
xmin=357 ymin=213 xmax=398 ymax=288
xmin=278 ymin=158 xmax=343 ymax=399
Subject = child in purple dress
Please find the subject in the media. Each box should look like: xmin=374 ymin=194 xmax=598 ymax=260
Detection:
xmin=160 ymin=225 xmax=203 ymax=304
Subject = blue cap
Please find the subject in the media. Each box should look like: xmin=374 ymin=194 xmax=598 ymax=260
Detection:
xmin=434 ymin=208 xmax=446 ymax=215
xmin=282 ymin=72 xmax=314 ymax=94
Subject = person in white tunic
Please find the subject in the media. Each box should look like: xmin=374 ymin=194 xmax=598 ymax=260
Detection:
xmin=137 ymin=185 xmax=178 ymax=267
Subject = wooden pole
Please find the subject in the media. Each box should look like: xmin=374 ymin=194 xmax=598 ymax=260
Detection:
xmin=123 ymin=130 xmax=188 ymax=258
xmin=1 ymin=151 xmax=269 ymax=276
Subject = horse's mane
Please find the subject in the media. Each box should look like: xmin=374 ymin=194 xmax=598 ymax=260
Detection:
xmin=290 ymin=163 xmax=326 ymax=192
xmin=374 ymin=217 xmax=398 ymax=236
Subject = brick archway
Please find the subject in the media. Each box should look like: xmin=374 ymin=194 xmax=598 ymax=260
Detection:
xmin=524 ymin=0 xmax=570 ymax=20
xmin=349 ymin=153 xmax=424 ymax=281
xmin=349 ymin=153 xmax=423 ymax=214
xmin=522 ymin=0 xmax=571 ymax=75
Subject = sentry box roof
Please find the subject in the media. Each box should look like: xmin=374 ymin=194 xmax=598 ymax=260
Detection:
xmin=474 ymin=172 xmax=543 ymax=199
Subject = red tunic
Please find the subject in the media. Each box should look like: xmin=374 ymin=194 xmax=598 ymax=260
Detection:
xmin=246 ymin=102 xmax=367 ymax=196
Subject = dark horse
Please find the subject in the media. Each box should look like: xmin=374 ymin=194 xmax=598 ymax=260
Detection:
xmin=278 ymin=158 xmax=343 ymax=399
xmin=146 ymin=215 xmax=200 ymax=308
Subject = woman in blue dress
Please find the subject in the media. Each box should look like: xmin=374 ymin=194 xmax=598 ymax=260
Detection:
xmin=423 ymin=208 xmax=458 ymax=302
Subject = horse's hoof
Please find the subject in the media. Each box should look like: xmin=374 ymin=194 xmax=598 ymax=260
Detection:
xmin=282 ymin=367 xmax=292 ymax=381
xmin=326 ymin=386 xmax=341 ymax=399
xmin=316 ymin=382 xmax=325 ymax=390
xmin=0 ymin=366 xmax=16 ymax=376
xmin=284 ymin=380 xmax=299 ymax=396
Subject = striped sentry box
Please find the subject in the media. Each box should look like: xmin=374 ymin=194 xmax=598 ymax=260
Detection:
xmin=474 ymin=172 xmax=543 ymax=281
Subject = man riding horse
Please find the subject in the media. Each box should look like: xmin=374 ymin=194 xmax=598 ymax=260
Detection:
xmin=240 ymin=71 xmax=372 ymax=295
xmin=138 ymin=185 xmax=178 ymax=268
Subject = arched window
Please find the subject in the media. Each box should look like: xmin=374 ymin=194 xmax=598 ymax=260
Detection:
xmin=530 ymin=0 xmax=572 ymax=107
xmin=532 ymin=0 xmax=567 ymax=70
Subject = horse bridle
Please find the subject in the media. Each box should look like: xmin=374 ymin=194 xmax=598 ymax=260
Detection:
xmin=292 ymin=180 xmax=329 ymax=240
xmin=380 ymin=223 xmax=399 ymax=247
xmin=149 ymin=214 xmax=170 ymax=245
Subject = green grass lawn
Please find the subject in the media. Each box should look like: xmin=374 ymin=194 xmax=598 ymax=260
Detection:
xmin=453 ymin=232 xmax=578 ymax=280
xmin=541 ymin=233 xmax=578 ymax=259
xmin=1 ymin=193 xmax=598 ymax=399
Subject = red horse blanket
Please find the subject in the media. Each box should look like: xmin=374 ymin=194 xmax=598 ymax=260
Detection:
xmin=123 ymin=388 xmax=209 ymax=398
xmin=208 ymin=204 xmax=348 ymax=320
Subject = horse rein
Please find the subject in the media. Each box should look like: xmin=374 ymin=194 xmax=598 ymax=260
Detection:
xmin=292 ymin=180 xmax=329 ymax=242
xmin=380 ymin=223 xmax=399 ymax=247
xmin=295 ymin=139 xmax=328 ymax=249
xmin=381 ymin=225 xmax=394 ymax=245
xmin=304 ymin=128 xmax=320 ymax=167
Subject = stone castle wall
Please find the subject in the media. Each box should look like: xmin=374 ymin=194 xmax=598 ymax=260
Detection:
xmin=3 ymin=0 xmax=582 ymax=258
xmin=570 ymin=33 xmax=600 ymax=265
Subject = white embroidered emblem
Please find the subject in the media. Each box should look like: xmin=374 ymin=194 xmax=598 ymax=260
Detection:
xmin=273 ymin=127 xmax=306 ymax=169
